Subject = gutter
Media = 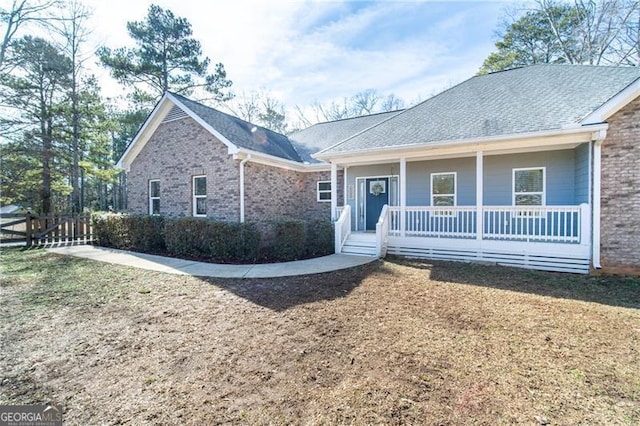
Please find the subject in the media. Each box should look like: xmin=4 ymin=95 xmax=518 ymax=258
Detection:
xmin=239 ymin=155 xmax=251 ymax=223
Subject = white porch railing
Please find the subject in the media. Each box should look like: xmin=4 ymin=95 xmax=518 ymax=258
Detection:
xmin=483 ymin=205 xmax=584 ymax=243
xmin=389 ymin=206 xmax=477 ymax=238
xmin=334 ymin=204 xmax=351 ymax=253
xmin=386 ymin=204 xmax=587 ymax=243
xmin=335 ymin=206 xmax=345 ymax=220
xmin=376 ymin=205 xmax=390 ymax=257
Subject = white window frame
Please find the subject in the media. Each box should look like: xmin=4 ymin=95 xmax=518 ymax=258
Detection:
xmin=512 ymin=167 xmax=546 ymax=206
xmin=148 ymin=179 xmax=160 ymax=216
xmin=431 ymin=172 xmax=457 ymax=207
xmin=192 ymin=175 xmax=207 ymax=217
xmin=317 ymin=180 xmax=331 ymax=202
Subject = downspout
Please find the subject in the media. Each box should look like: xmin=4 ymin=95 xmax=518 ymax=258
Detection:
xmin=239 ymin=155 xmax=251 ymax=223
xmin=592 ymin=131 xmax=606 ymax=269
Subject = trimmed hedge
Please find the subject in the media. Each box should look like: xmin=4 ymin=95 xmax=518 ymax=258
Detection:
xmin=92 ymin=213 xmax=129 ymax=249
xmin=164 ymin=218 xmax=260 ymax=262
xmin=125 ymin=215 xmax=166 ymax=252
xmin=92 ymin=213 xmax=333 ymax=263
xmin=271 ymin=218 xmax=307 ymax=260
xmin=305 ymin=219 xmax=334 ymax=257
xmin=164 ymin=217 xmax=212 ymax=257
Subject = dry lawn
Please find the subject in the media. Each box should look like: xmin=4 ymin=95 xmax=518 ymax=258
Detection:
xmin=1 ymin=248 xmax=639 ymax=425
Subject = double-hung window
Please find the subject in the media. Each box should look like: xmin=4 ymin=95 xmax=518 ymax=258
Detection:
xmin=317 ymin=181 xmax=331 ymax=202
xmin=513 ymin=167 xmax=545 ymax=206
xmin=193 ymin=175 xmax=207 ymax=217
xmin=149 ymin=180 xmax=160 ymax=215
xmin=431 ymin=172 xmax=456 ymax=206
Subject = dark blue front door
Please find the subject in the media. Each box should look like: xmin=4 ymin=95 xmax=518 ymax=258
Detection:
xmin=365 ymin=178 xmax=389 ymax=230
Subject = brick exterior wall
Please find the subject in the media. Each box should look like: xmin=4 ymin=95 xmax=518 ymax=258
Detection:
xmin=127 ymin=116 xmax=344 ymax=223
xmin=128 ymin=117 xmax=241 ymax=221
xmin=243 ymin=164 xmax=343 ymax=222
xmin=600 ymin=96 xmax=640 ymax=271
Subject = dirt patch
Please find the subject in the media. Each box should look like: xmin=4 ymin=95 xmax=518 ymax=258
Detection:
xmin=1 ymin=249 xmax=639 ymax=424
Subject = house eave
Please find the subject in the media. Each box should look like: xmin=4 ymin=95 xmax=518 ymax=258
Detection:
xmin=314 ymin=124 xmax=608 ymax=164
xmin=233 ymin=149 xmax=331 ymax=172
xmin=581 ymin=76 xmax=640 ymax=124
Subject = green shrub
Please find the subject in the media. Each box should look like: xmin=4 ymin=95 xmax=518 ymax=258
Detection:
xmin=164 ymin=218 xmax=208 ymax=257
xmin=93 ymin=213 xmax=329 ymax=263
xmin=306 ymin=219 xmax=334 ymax=257
xmin=212 ymin=221 xmax=261 ymax=262
xmin=92 ymin=213 xmax=128 ymax=249
xmin=271 ymin=218 xmax=307 ymax=261
xmin=125 ymin=215 xmax=165 ymax=253
xmin=164 ymin=218 xmax=261 ymax=262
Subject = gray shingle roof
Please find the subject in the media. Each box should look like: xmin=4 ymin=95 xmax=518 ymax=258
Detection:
xmin=288 ymin=111 xmax=401 ymax=163
xmin=170 ymin=92 xmax=303 ymax=162
xmin=319 ymin=64 xmax=640 ymax=156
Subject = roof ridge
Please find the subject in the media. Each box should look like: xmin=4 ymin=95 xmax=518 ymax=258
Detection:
xmin=169 ymin=92 xmax=291 ymax=139
xmin=316 ymin=109 xmax=404 ymax=125
xmin=314 ymin=109 xmax=405 ymax=156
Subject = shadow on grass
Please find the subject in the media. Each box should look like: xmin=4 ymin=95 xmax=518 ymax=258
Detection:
xmin=202 ymin=261 xmax=382 ymax=312
xmin=387 ymin=256 xmax=640 ymax=310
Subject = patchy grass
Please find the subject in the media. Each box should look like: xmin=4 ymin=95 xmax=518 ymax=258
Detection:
xmin=1 ymin=247 xmax=639 ymax=425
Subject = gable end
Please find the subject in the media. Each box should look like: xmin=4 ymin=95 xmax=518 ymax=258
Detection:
xmin=162 ymin=105 xmax=189 ymax=123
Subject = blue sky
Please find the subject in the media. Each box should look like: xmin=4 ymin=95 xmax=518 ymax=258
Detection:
xmin=85 ymin=0 xmax=513 ymax=110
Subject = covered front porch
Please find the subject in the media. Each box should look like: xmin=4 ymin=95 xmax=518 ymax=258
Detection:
xmin=335 ymin=204 xmax=591 ymax=273
xmin=328 ymin=139 xmax=596 ymax=274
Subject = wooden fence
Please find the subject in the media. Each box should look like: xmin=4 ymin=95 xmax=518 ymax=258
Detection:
xmin=0 ymin=212 xmax=92 ymax=247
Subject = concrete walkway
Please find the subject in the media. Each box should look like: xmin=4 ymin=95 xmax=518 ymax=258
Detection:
xmin=46 ymin=245 xmax=376 ymax=278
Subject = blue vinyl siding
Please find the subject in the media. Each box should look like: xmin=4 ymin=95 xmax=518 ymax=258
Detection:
xmin=346 ymin=163 xmax=400 ymax=231
xmin=483 ymin=150 xmax=576 ymax=205
xmin=343 ymin=149 xmax=585 ymax=230
xmin=406 ymin=158 xmax=476 ymax=205
xmin=574 ymin=143 xmax=590 ymax=204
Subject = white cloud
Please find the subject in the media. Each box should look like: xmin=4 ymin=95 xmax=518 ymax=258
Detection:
xmin=80 ymin=0 xmax=505 ymax=113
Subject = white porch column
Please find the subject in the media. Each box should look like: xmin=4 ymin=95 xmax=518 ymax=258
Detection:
xmin=476 ymin=151 xmax=483 ymax=240
xmin=331 ymin=162 xmax=338 ymax=220
xmin=593 ymin=140 xmax=603 ymax=268
xmin=400 ymin=157 xmax=407 ymax=237
xmin=343 ymin=166 xmax=348 ymax=207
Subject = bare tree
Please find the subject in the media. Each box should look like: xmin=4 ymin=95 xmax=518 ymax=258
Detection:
xmin=537 ymin=0 xmax=640 ymax=65
xmin=0 ymin=0 xmax=58 ymax=69
xmin=351 ymin=89 xmax=381 ymax=115
xmin=224 ymin=90 xmax=287 ymax=133
xmin=294 ymin=89 xmax=408 ymax=127
xmin=257 ymin=94 xmax=287 ymax=133
xmin=607 ymin=0 xmax=640 ymax=65
xmin=381 ymin=93 xmax=405 ymax=111
xmin=292 ymin=105 xmax=313 ymax=130
xmin=225 ymin=91 xmax=260 ymax=123
xmin=482 ymin=0 xmax=640 ymax=72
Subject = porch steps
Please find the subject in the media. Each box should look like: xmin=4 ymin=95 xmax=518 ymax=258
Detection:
xmin=342 ymin=233 xmax=377 ymax=257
